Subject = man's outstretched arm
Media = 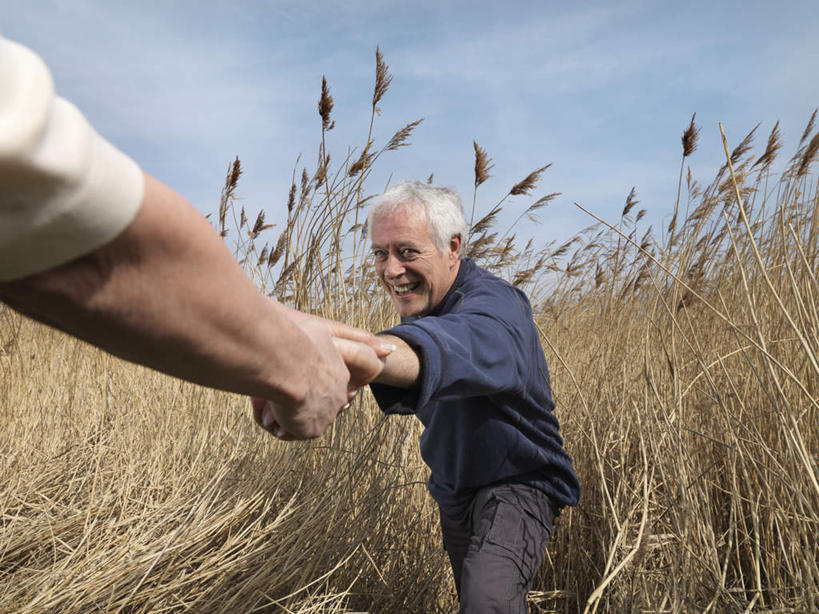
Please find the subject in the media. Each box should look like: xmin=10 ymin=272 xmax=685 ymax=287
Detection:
xmin=371 ymin=334 xmax=420 ymax=388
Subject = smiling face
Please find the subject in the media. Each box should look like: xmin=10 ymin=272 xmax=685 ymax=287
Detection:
xmin=370 ymin=204 xmax=461 ymax=318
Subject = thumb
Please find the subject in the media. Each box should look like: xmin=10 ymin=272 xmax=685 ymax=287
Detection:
xmin=250 ymin=397 xmax=275 ymax=430
xmin=332 ymin=338 xmax=384 ymax=388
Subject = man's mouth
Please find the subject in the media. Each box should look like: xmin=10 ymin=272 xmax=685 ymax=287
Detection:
xmin=391 ymin=282 xmax=420 ymax=296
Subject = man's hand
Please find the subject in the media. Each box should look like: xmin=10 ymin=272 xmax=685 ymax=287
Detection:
xmin=278 ymin=303 xmax=396 ymax=376
xmin=251 ymin=317 xmax=388 ymax=440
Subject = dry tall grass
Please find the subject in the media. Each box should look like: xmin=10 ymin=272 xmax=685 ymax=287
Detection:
xmin=1 ymin=51 xmax=817 ymax=612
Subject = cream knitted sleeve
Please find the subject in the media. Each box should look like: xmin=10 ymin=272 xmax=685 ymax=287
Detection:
xmin=0 ymin=36 xmax=145 ymax=281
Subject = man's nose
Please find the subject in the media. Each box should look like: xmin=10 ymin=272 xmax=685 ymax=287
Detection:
xmin=384 ymin=253 xmax=405 ymax=278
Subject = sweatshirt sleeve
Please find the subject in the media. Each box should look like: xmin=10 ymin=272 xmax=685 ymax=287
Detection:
xmin=0 ymin=36 xmax=144 ymax=281
xmin=372 ymin=281 xmax=534 ymax=412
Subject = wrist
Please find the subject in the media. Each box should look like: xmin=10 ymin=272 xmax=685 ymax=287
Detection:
xmin=254 ymin=300 xmax=314 ymax=406
xmin=372 ymin=334 xmax=420 ymax=388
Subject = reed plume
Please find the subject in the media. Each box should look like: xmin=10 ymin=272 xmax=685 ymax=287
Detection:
xmin=622 ymin=187 xmax=639 ymax=218
xmin=319 ymin=77 xmax=334 ymax=131
xmin=753 ymin=120 xmax=782 ymax=172
xmin=800 ymin=108 xmax=817 ymax=145
xmin=372 ymin=46 xmax=392 ymax=108
xmin=682 ymin=112 xmax=700 ymax=157
xmin=671 ymin=114 xmax=701 ymax=239
xmin=473 ymin=141 xmax=493 ymax=187
xmin=797 ymin=131 xmax=819 ymax=178
xmin=218 ymin=156 xmax=242 ymax=237
xmin=729 ymin=122 xmax=759 ymax=164
xmin=510 ymin=164 xmax=551 ymax=196
xmin=386 ymin=119 xmax=425 ymax=151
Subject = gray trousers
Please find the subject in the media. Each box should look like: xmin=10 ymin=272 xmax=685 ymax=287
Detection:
xmin=439 ymin=483 xmax=556 ymax=614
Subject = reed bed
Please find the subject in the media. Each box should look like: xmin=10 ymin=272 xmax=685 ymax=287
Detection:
xmin=0 ymin=50 xmax=817 ymax=612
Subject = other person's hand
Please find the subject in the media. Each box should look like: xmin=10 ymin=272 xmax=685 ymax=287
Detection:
xmin=251 ymin=317 xmax=387 ymax=440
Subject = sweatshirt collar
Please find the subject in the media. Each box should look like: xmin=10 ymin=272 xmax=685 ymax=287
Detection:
xmin=401 ymin=258 xmax=475 ymax=322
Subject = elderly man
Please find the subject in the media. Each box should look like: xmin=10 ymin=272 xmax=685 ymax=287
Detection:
xmin=368 ymin=181 xmax=580 ymax=613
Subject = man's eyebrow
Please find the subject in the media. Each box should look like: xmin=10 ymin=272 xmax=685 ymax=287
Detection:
xmin=371 ymin=240 xmax=419 ymax=250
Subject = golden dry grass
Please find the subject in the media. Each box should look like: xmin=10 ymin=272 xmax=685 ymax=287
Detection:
xmin=1 ymin=52 xmax=817 ymax=612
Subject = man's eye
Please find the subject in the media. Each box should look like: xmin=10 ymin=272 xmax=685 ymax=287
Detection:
xmin=400 ymin=248 xmax=418 ymax=258
xmin=373 ymin=251 xmax=387 ymax=260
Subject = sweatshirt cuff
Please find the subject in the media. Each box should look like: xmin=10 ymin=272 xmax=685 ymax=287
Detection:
xmin=380 ymin=322 xmax=442 ymax=410
xmin=0 ymin=37 xmax=144 ymax=281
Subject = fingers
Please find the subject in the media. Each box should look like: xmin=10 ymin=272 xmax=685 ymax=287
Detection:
xmin=325 ymin=321 xmax=396 ymax=358
xmin=251 ymin=394 xmax=355 ymax=441
xmin=249 ymin=310 xmax=381 ymax=442
xmin=251 ymin=396 xmax=266 ymax=425
xmin=251 ymin=397 xmax=288 ymax=438
xmin=332 ymin=337 xmax=385 ymax=389
xmin=276 ymin=302 xmax=395 ymax=359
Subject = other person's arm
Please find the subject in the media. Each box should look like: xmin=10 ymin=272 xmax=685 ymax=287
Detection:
xmin=0 ymin=173 xmax=387 ymax=438
xmin=0 ymin=36 xmax=388 ymax=439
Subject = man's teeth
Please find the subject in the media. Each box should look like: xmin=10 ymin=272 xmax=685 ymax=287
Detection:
xmin=392 ymin=282 xmax=419 ymax=296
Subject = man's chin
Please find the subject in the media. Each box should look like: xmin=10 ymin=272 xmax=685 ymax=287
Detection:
xmin=392 ymin=297 xmax=421 ymax=318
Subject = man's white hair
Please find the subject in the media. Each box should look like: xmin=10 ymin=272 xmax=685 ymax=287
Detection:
xmin=367 ymin=180 xmax=468 ymax=254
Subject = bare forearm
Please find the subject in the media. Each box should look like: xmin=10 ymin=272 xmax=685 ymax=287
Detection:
xmin=372 ymin=334 xmax=420 ymax=388
xmin=0 ymin=173 xmax=314 ymax=405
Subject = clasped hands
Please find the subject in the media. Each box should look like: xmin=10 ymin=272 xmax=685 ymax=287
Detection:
xmin=251 ymin=307 xmax=392 ymax=440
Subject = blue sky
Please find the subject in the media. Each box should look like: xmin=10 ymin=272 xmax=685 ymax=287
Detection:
xmin=5 ymin=1 xmax=818 ymax=248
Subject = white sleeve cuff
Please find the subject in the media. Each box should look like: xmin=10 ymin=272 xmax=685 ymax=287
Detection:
xmin=0 ymin=37 xmax=144 ymax=281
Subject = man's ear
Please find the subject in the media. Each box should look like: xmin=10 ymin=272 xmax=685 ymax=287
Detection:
xmin=449 ymin=234 xmax=462 ymax=263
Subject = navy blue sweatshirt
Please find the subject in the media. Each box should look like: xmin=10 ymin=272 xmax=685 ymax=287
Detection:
xmin=370 ymin=258 xmax=580 ymax=520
